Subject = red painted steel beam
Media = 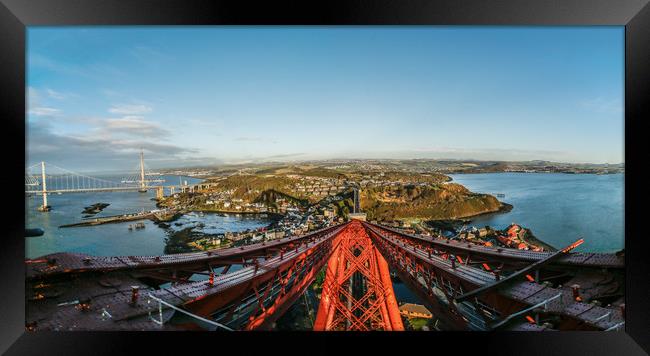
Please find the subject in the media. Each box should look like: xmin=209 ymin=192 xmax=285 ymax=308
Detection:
xmin=25 ymin=224 xmax=346 ymax=279
xmin=375 ymin=246 xmax=405 ymax=331
xmin=366 ymin=223 xmax=623 ymax=331
xmin=364 ymin=222 xmax=622 ymax=269
xmin=313 ymin=220 xmax=404 ymax=331
xmin=313 ymin=239 xmax=342 ymax=330
xmin=175 ymin=226 xmax=344 ymax=330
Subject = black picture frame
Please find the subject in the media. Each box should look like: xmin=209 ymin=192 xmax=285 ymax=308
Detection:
xmin=1 ymin=0 xmax=649 ymax=355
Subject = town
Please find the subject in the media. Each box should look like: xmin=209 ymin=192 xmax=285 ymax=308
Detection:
xmin=152 ymin=162 xmax=550 ymax=254
xmin=157 ymin=158 xmax=624 ymax=179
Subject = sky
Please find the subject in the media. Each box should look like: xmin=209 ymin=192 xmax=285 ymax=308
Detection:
xmin=27 ymin=27 xmax=624 ymax=172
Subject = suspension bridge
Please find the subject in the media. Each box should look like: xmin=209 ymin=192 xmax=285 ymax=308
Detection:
xmin=25 ymin=150 xmax=200 ymax=211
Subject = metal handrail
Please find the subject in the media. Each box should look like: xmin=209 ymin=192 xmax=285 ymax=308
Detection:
xmin=605 ymin=321 xmax=625 ymax=331
xmin=490 ymin=292 xmax=562 ymax=330
xmin=147 ymin=293 xmax=234 ymax=331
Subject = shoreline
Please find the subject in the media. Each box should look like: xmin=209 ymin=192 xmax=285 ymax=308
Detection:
xmin=434 ymin=202 xmax=558 ymax=252
xmin=521 ymin=229 xmax=557 ymax=252
xmin=463 ymin=202 xmax=513 ymax=221
xmin=423 ymin=202 xmax=512 ymax=230
xmin=188 ymin=209 xmax=284 ymax=220
xmin=427 ymin=202 xmax=514 ymax=225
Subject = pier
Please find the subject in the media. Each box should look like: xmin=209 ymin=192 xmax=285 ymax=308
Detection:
xmin=59 ymin=209 xmax=181 ymax=228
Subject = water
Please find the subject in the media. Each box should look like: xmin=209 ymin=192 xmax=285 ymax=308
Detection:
xmin=390 ymin=172 xmax=624 ymax=314
xmin=26 ymin=171 xmax=624 ymax=323
xmin=392 ymin=278 xmax=425 ymax=304
xmin=25 ymin=175 xmax=273 ymax=258
xmin=448 ymin=173 xmax=624 ymax=253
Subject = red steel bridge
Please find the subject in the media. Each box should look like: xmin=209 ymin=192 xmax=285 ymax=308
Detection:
xmin=25 ymin=220 xmax=624 ymax=331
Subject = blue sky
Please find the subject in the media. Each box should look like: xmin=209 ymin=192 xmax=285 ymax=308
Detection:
xmin=27 ymin=27 xmax=624 ymax=171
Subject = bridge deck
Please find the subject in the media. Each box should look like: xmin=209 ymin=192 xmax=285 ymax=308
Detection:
xmin=26 ymin=225 xmax=344 ymax=279
xmin=26 ymin=221 xmax=624 ymax=331
xmin=27 ymin=227 xmax=337 ymax=331
xmin=372 ymin=224 xmax=623 ymax=268
xmin=366 ymin=223 xmax=625 ymax=331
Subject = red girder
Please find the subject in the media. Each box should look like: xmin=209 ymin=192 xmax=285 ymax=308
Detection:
xmin=179 ymin=230 xmax=343 ymax=330
xmin=313 ymin=220 xmax=404 ymax=331
xmin=368 ymin=223 xmax=623 ymax=269
xmin=364 ymin=222 xmax=625 ymax=331
xmin=25 ymin=224 xmax=345 ymax=280
xmin=25 ymin=220 xmax=623 ymax=332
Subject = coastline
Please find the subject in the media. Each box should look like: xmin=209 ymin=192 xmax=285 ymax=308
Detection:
xmin=521 ymin=229 xmax=557 ymax=252
xmin=462 ymin=202 xmax=513 ymax=220
xmin=188 ymin=208 xmax=284 ymax=220
xmin=453 ymin=202 xmax=558 ymax=251
xmin=424 ymin=202 xmax=512 ymax=230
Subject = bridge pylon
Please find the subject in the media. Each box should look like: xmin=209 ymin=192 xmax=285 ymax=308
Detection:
xmin=138 ymin=149 xmax=147 ymax=193
xmin=37 ymin=161 xmax=51 ymax=212
xmin=314 ymin=220 xmax=403 ymax=331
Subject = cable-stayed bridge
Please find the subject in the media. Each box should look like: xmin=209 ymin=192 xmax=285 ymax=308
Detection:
xmin=25 ymin=150 xmax=194 ymax=211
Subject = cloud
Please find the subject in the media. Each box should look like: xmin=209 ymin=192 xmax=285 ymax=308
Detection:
xmin=26 ymin=120 xmax=198 ymax=171
xmin=28 ymin=107 xmax=62 ymax=117
xmin=265 ymin=153 xmax=305 ymax=159
xmin=188 ymin=119 xmax=225 ymax=129
xmin=46 ymin=89 xmax=65 ymax=100
xmin=109 ymin=104 xmax=153 ymax=115
xmin=257 ymin=153 xmax=305 ymax=162
xmin=103 ymin=116 xmax=170 ymax=138
xmin=27 ymin=87 xmax=40 ymax=103
xmin=27 ymin=87 xmax=43 ymax=112
xmin=26 ymin=87 xmax=73 ymax=117
xmin=45 ymin=88 xmax=77 ymax=100
xmin=235 ymin=136 xmax=277 ymax=144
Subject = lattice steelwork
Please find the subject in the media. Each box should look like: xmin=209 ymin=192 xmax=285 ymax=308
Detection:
xmin=25 ymin=221 xmax=624 ymax=331
xmin=314 ymin=220 xmax=403 ymax=331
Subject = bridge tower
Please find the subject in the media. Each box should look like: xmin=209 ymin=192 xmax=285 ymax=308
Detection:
xmin=138 ymin=149 xmax=147 ymax=193
xmin=353 ymin=187 xmax=360 ymax=213
xmin=37 ymin=161 xmax=51 ymax=212
xmin=349 ymin=187 xmax=366 ymax=221
xmin=314 ymin=220 xmax=403 ymax=331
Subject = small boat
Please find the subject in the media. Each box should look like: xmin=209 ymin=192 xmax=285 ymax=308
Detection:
xmin=25 ymin=228 xmax=45 ymax=237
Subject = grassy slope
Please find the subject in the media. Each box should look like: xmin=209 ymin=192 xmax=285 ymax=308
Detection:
xmin=361 ymin=183 xmax=502 ymax=221
xmin=199 ymin=170 xmax=502 ymax=221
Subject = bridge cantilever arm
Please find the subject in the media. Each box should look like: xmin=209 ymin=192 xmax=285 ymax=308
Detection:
xmin=453 ymin=238 xmax=584 ymax=304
